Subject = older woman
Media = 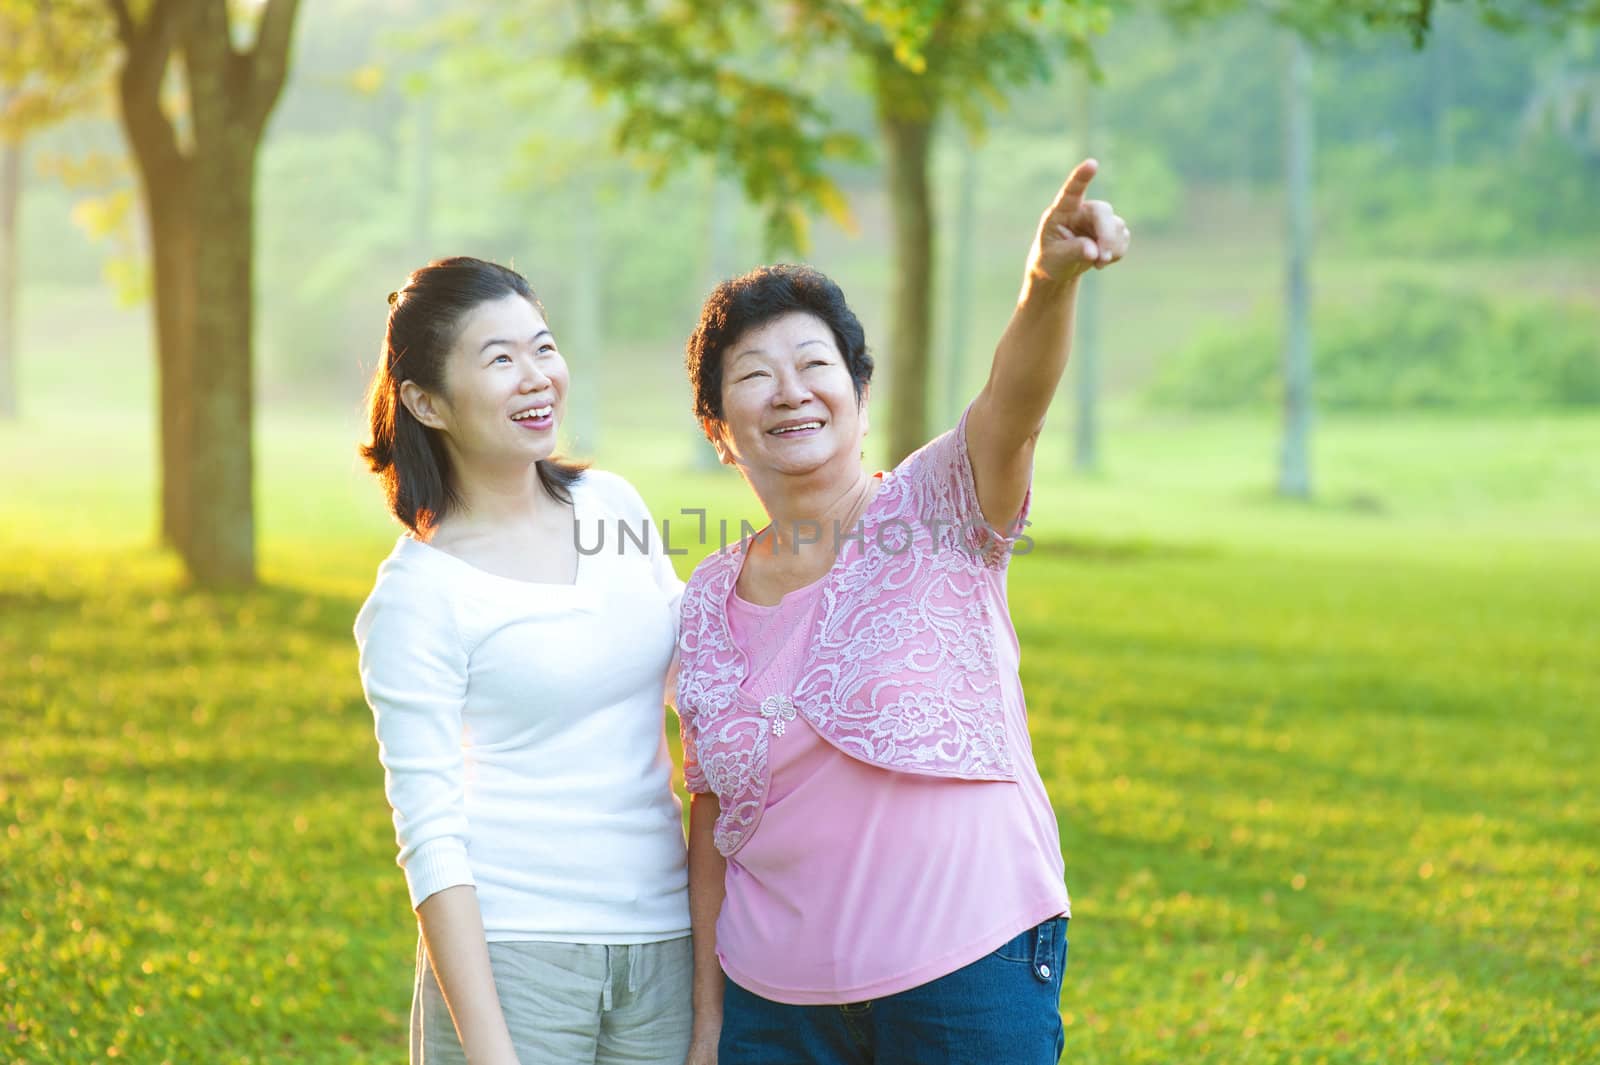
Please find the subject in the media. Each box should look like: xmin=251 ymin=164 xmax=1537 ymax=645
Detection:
xmin=675 ymin=160 xmax=1128 ymax=1064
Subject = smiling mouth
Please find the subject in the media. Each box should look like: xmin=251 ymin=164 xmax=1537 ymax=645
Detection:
xmin=511 ymin=405 xmax=554 ymax=423
xmin=769 ymin=421 xmax=823 ymax=436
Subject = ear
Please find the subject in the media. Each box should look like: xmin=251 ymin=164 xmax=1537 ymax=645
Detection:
xmin=701 ymin=416 xmax=736 ymax=467
xmin=400 ymin=380 xmax=449 ymax=431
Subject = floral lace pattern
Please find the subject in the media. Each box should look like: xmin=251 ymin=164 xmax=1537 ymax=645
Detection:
xmin=676 ymin=412 xmax=1030 ymax=857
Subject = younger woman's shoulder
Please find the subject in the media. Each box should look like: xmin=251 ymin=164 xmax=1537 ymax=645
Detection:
xmin=577 ymin=467 xmax=655 ymax=520
xmin=354 ymin=536 xmax=462 ymax=644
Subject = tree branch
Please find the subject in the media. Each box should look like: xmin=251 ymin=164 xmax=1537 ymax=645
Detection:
xmin=103 ymin=0 xmax=136 ymax=46
xmin=105 ymin=0 xmax=187 ymax=105
xmin=246 ymin=0 xmax=302 ymax=129
xmin=104 ymin=0 xmax=188 ymax=186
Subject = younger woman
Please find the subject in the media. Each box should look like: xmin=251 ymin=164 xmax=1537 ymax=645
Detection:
xmin=354 ymin=257 xmax=692 ymax=1065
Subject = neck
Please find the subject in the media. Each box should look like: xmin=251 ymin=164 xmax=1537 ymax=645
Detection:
xmin=440 ymin=455 xmax=560 ymax=536
xmin=744 ymin=459 xmax=876 ymax=552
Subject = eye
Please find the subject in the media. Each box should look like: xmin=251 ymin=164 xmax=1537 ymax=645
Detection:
xmin=739 ymin=369 xmax=770 ymax=382
xmin=538 ymin=342 xmax=558 ymax=355
xmin=805 ymin=359 xmax=830 ymax=368
xmin=491 ymin=353 xmax=512 ymax=365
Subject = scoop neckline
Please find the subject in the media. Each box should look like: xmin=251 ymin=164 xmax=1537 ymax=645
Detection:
xmin=728 ymin=471 xmax=889 ymax=607
xmin=730 ymin=570 xmax=829 ymax=611
xmin=401 ymin=485 xmax=585 ymax=590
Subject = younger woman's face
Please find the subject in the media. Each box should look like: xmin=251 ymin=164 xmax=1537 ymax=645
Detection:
xmin=404 ymin=293 xmax=570 ymax=470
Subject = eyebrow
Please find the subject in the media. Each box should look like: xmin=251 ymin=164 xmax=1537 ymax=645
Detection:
xmin=731 ymin=338 xmax=830 ymax=361
xmin=480 ymin=330 xmax=553 ymax=355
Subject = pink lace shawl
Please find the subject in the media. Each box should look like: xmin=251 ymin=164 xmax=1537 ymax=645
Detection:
xmin=676 ymin=414 xmax=1031 ymax=856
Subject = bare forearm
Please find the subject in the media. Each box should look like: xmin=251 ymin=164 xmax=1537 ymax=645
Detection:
xmin=687 ymin=793 xmax=727 ymax=1044
xmin=416 ymin=885 xmax=520 ymax=1065
xmin=980 ymin=272 xmax=1080 ymax=449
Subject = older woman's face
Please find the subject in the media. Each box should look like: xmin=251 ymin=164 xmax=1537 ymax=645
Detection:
xmin=713 ymin=311 xmax=867 ymax=478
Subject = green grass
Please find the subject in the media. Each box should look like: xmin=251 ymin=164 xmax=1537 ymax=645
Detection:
xmin=3 ymin=280 xmax=1598 ymax=1060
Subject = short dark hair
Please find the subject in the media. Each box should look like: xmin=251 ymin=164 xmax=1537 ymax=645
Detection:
xmin=685 ymin=264 xmax=873 ymax=433
xmin=361 ymin=256 xmax=584 ymax=534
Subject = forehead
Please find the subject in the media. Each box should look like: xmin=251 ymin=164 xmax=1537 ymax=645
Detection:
xmin=728 ymin=311 xmax=835 ymax=359
xmin=455 ymin=293 xmax=547 ymax=348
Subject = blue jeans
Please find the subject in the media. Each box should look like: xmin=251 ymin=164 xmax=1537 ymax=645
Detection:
xmin=718 ymin=917 xmax=1068 ymax=1065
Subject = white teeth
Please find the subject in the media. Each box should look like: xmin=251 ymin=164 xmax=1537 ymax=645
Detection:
xmin=771 ymin=421 xmax=822 ymax=435
xmin=512 ymin=405 xmax=554 ymax=421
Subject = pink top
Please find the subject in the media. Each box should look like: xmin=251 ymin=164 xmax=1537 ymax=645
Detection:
xmin=678 ymin=414 xmax=1039 ymax=856
xmin=685 ymin=415 xmax=1068 ymax=1005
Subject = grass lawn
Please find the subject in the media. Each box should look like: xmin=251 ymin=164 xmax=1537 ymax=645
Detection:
xmin=3 ymin=263 xmax=1597 ymax=1062
xmin=2 ymin=396 xmax=1595 ymax=1064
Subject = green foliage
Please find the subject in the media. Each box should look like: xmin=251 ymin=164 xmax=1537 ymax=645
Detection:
xmin=0 ymin=0 xmax=112 ymax=139
xmin=1319 ymin=139 xmax=1600 ymax=257
xmin=564 ymin=0 xmax=1101 ymax=254
xmin=567 ymin=17 xmax=867 ymax=254
xmin=1147 ymin=284 xmax=1600 ymax=410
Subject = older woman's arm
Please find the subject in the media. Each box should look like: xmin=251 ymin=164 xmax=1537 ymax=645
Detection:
xmin=684 ymin=792 xmax=726 ymax=1064
xmin=966 ymin=158 xmax=1129 ymax=529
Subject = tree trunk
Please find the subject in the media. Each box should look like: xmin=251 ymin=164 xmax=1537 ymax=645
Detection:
xmin=0 ymin=117 xmax=20 ymax=422
xmin=943 ymin=125 xmax=976 ymax=432
xmin=1429 ymin=5 xmax=1455 ymax=171
xmin=115 ymin=37 xmax=198 ymax=555
xmin=1279 ymin=33 xmax=1314 ymax=500
xmin=1073 ymin=75 xmax=1101 ymax=474
xmin=108 ymin=0 xmax=301 ymax=587
xmin=877 ymin=98 xmax=936 ymax=466
xmin=182 ymin=5 xmax=262 ymax=587
xmin=411 ymin=90 xmax=434 ymax=256
xmin=181 ymin=145 xmax=257 ymax=586
xmin=148 ymin=180 xmax=197 ymax=554
xmin=569 ymin=175 xmax=602 ymax=454
xmin=1074 ymin=273 xmax=1102 ymax=474
xmin=693 ymin=168 xmax=737 ymax=470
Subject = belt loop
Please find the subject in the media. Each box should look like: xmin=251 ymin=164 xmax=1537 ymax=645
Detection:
xmin=1031 ymin=920 xmax=1055 ymax=983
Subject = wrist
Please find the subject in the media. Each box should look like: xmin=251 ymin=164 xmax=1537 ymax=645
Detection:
xmin=1021 ymin=267 xmax=1080 ymax=302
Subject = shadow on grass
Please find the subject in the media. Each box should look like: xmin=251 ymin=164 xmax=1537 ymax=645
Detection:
xmin=1061 ymin=816 xmax=1586 ymax=1001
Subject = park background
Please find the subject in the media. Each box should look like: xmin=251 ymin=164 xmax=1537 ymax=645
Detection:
xmin=1 ymin=0 xmax=1596 ymax=1062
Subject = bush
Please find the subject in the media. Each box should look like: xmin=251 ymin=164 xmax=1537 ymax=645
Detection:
xmin=1319 ymin=138 xmax=1600 ymax=257
xmin=1146 ymin=284 xmax=1600 ymax=411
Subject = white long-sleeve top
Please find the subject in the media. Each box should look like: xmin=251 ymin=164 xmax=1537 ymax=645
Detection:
xmin=353 ymin=470 xmax=690 ymax=943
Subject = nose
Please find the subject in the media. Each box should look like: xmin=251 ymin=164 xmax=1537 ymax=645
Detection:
xmin=771 ymin=365 xmax=812 ymax=408
xmin=518 ymin=352 xmax=552 ymax=391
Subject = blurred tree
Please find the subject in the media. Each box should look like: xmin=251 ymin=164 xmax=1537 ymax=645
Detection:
xmin=942 ymin=122 xmax=977 ymax=434
xmin=0 ymin=0 xmax=115 ymax=420
xmin=565 ymin=0 xmax=1508 ymax=465
xmin=103 ymin=0 xmax=302 ymax=587
xmin=568 ymin=0 xmax=1104 ymax=464
xmin=0 ymin=83 xmax=18 ymax=423
xmin=1167 ymin=0 xmax=1600 ymax=503
xmin=1072 ymin=69 xmax=1102 ymax=475
xmin=1280 ymin=30 xmax=1314 ymax=499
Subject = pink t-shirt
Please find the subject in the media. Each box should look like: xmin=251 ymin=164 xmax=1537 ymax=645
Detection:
xmin=717 ymin=573 xmax=1069 ymax=1005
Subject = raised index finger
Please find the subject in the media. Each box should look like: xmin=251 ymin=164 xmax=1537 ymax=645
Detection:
xmin=1047 ymin=158 xmax=1099 ymax=217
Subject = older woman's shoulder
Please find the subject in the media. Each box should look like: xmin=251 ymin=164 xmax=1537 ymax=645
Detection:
xmin=684 ymin=539 xmax=743 ymax=592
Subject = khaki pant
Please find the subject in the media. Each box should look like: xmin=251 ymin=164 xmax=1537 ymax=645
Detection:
xmin=411 ymin=936 xmax=693 ymax=1065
